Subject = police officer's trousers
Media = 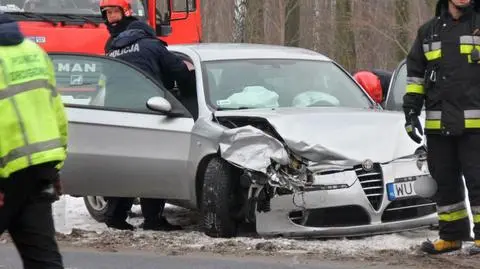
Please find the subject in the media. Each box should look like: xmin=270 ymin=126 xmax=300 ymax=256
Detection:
xmin=105 ymin=197 xmax=165 ymax=223
xmin=427 ymin=133 xmax=480 ymax=241
xmin=0 ymin=164 xmax=64 ymax=269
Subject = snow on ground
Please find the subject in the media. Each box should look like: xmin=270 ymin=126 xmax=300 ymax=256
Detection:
xmin=50 ymin=195 xmax=443 ymax=257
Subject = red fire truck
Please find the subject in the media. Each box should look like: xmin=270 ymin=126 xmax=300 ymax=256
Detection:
xmin=1 ymin=0 xmax=202 ymax=54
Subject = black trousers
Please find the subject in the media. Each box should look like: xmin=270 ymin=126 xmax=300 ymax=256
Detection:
xmin=427 ymin=133 xmax=480 ymax=240
xmin=105 ymin=197 xmax=166 ymax=223
xmin=0 ymin=165 xmax=63 ymax=269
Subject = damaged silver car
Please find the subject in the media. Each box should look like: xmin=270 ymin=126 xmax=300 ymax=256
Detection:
xmin=53 ymin=43 xmax=438 ymax=238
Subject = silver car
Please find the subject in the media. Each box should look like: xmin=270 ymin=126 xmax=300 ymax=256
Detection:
xmin=53 ymin=43 xmax=438 ymax=238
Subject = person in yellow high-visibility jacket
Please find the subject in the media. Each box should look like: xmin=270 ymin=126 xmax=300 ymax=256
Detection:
xmin=0 ymin=13 xmax=68 ymax=269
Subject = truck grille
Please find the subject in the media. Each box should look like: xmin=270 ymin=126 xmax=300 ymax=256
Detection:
xmin=355 ymin=163 xmax=383 ymax=211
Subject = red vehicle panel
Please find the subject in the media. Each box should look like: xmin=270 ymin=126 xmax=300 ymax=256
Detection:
xmin=2 ymin=0 xmax=201 ymax=55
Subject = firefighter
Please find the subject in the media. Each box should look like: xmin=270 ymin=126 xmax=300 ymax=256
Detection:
xmin=0 ymin=12 xmax=68 ymax=268
xmin=353 ymin=70 xmax=383 ymax=104
xmin=403 ymin=0 xmax=480 ymax=255
xmin=99 ymin=0 xmax=191 ymax=231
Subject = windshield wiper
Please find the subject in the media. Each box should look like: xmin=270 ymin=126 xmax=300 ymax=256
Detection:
xmin=7 ymin=12 xmax=103 ymax=27
xmin=63 ymin=14 xmax=102 ymax=27
xmin=216 ymin=106 xmax=257 ymax=111
xmin=8 ymin=12 xmax=57 ymax=26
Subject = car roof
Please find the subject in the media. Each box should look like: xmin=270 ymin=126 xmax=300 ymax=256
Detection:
xmin=167 ymin=43 xmax=333 ymax=62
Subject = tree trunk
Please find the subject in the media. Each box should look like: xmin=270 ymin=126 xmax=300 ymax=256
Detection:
xmin=334 ymin=0 xmax=356 ymax=72
xmin=245 ymin=0 xmax=265 ymax=43
xmin=233 ymin=0 xmax=248 ymax=42
xmin=284 ymin=0 xmax=300 ymax=47
xmin=425 ymin=0 xmax=437 ymax=14
xmin=395 ymin=0 xmax=410 ymax=61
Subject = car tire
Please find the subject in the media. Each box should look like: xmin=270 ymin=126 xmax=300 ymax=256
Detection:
xmin=201 ymin=157 xmax=240 ymax=238
xmin=83 ymin=196 xmax=109 ymax=223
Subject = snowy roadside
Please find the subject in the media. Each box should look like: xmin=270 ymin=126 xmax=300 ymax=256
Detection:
xmin=48 ymin=195 xmax=441 ymax=256
xmin=2 ymin=195 xmax=480 ymax=268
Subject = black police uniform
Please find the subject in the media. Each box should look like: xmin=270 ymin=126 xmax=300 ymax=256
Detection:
xmin=403 ymin=0 xmax=480 ymax=242
xmin=103 ymin=18 xmax=191 ymax=231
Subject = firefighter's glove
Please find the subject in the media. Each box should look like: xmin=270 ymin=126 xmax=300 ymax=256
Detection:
xmin=0 ymin=192 xmax=4 ymax=208
xmin=404 ymin=109 xmax=423 ymax=144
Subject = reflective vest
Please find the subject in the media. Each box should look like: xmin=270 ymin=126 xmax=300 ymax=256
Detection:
xmin=0 ymin=39 xmax=68 ymax=179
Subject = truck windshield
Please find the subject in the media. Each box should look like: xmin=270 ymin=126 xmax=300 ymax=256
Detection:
xmin=0 ymin=0 xmax=146 ymax=17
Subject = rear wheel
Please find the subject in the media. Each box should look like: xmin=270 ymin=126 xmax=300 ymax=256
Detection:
xmin=83 ymin=196 xmax=109 ymax=223
xmin=201 ymin=157 xmax=242 ymax=238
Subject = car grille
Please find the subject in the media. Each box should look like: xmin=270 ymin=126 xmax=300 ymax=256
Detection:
xmin=355 ymin=163 xmax=383 ymax=211
xmin=382 ymin=197 xmax=436 ymax=222
xmin=289 ymin=205 xmax=370 ymax=227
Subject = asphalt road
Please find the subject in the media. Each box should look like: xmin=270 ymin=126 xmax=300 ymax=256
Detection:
xmin=0 ymin=244 xmax=408 ymax=269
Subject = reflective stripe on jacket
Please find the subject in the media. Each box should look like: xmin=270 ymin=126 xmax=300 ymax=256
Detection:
xmin=404 ymin=6 xmax=480 ymax=135
xmin=0 ymin=39 xmax=68 ymax=178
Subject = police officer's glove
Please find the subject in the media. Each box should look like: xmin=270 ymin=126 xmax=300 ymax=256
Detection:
xmin=404 ymin=109 xmax=423 ymax=144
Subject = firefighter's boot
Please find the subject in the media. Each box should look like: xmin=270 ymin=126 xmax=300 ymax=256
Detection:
xmin=468 ymin=240 xmax=480 ymax=255
xmin=420 ymin=239 xmax=462 ymax=254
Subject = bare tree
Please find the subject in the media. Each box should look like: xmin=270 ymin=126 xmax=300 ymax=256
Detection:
xmin=425 ymin=0 xmax=437 ymax=13
xmin=201 ymin=0 xmax=436 ymax=72
xmin=244 ymin=0 xmax=265 ymax=43
xmin=334 ymin=0 xmax=357 ymax=72
xmin=202 ymin=0 xmax=235 ymax=42
xmin=284 ymin=0 xmax=300 ymax=46
xmin=395 ymin=0 xmax=410 ymax=61
xmin=233 ymin=0 xmax=248 ymax=42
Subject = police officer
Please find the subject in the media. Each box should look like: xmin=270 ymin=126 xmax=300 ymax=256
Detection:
xmin=0 ymin=12 xmax=68 ymax=269
xmin=403 ymin=0 xmax=480 ymax=255
xmin=99 ymin=0 xmax=191 ymax=231
xmin=101 ymin=0 xmax=138 ymax=54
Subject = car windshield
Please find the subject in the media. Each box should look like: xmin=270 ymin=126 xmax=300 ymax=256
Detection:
xmin=203 ymin=59 xmax=374 ymax=110
xmin=0 ymin=0 xmax=146 ymax=17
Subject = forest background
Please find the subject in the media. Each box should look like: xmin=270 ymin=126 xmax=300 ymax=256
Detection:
xmin=201 ymin=0 xmax=438 ymax=73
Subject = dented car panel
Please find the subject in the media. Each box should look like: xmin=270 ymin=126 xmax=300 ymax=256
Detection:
xmin=214 ymin=107 xmax=421 ymax=166
xmin=211 ymin=108 xmax=438 ymax=237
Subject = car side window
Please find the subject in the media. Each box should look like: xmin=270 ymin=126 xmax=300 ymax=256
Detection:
xmin=385 ymin=63 xmax=407 ymax=111
xmin=50 ymin=54 xmax=165 ymax=113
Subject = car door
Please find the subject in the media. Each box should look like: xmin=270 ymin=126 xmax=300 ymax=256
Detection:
xmin=383 ymin=60 xmax=407 ymax=112
xmin=50 ymin=53 xmax=195 ymax=200
xmin=384 ymin=59 xmax=427 ymax=127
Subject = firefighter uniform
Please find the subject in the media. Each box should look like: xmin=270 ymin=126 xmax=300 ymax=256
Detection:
xmin=0 ymin=13 xmax=68 ymax=268
xmin=403 ymin=0 xmax=480 ymax=254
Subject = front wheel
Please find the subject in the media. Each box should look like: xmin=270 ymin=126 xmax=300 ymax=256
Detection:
xmin=201 ymin=157 xmax=242 ymax=238
xmin=83 ymin=196 xmax=109 ymax=223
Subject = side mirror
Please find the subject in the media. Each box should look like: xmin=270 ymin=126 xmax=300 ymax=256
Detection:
xmin=146 ymin=96 xmax=172 ymax=113
xmin=156 ymin=24 xmax=172 ymax=37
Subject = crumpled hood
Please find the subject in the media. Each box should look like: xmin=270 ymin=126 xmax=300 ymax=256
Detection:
xmin=110 ymin=21 xmax=156 ymax=49
xmin=0 ymin=13 xmax=24 ymax=46
xmin=215 ymin=107 xmax=422 ymax=168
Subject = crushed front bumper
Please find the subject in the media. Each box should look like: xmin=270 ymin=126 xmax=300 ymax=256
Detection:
xmin=255 ymin=160 xmax=438 ymax=238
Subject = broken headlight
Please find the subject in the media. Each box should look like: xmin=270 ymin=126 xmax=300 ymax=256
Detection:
xmin=268 ymin=152 xmax=310 ymax=191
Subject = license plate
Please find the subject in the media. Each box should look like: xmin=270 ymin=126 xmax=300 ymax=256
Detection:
xmin=387 ymin=181 xmax=416 ymax=201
